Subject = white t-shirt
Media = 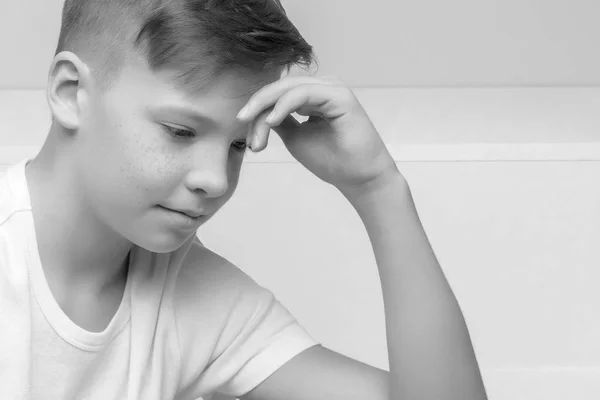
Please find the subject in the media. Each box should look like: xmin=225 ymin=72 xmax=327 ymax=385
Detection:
xmin=0 ymin=158 xmax=320 ymax=400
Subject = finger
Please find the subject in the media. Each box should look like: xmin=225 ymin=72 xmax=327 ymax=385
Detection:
xmin=250 ymin=113 xmax=300 ymax=152
xmin=264 ymin=84 xmax=349 ymax=127
xmin=248 ymin=107 xmax=274 ymax=152
xmin=236 ymin=76 xmax=337 ymax=122
xmin=269 ymin=114 xmax=300 ymax=143
xmin=320 ymin=75 xmax=346 ymax=85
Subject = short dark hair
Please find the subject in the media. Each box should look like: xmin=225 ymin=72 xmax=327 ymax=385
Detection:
xmin=55 ymin=0 xmax=317 ymax=95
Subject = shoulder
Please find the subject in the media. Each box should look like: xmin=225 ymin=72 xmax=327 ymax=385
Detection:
xmin=0 ymin=161 xmax=32 ymax=227
xmin=174 ymin=236 xmax=270 ymax=306
xmin=170 ymin=237 xmax=320 ymax=396
xmin=172 ymin=235 xmax=277 ymax=349
xmin=0 ymin=168 xmax=16 ymax=226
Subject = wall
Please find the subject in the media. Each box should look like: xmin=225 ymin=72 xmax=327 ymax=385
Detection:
xmin=1 ymin=0 xmax=600 ymax=88
xmin=2 ymin=0 xmax=600 ymax=399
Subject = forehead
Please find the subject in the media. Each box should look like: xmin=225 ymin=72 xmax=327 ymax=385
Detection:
xmin=176 ymin=69 xmax=282 ymax=102
xmin=113 ymin=52 xmax=281 ymax=107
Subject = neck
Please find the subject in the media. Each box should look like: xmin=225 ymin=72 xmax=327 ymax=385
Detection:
xmin=25 ymin=133 xmax=132 ymax=294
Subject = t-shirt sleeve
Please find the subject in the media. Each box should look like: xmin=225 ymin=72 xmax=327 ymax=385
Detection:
xmin=173 ymin=237 xmax=321 ymax=398
xmin=210 ymin=288 xmax=321 ymax=397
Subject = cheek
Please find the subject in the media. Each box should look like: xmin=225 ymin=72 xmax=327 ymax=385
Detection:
xmin=221 ymin=156 xmax=243 ymax=199
xmin=88 ymin=114 xmax=182 ymax=202
xmin=97 ymin=98 xmax=169 ymax=173
xmin=117 ymin=129 xmax=183 ymax=197
xmin=229 ymin=155 xmax=243 ymax=179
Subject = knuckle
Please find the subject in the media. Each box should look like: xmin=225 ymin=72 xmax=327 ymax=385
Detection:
xmin=322 ymin=75 xmax=344 ymax=85
xmin=336 ymin=85 xmax=355 ymax=100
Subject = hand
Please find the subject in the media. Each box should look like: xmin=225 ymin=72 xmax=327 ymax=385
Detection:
xmin=237 ymin=75 xmax=401 ymax=196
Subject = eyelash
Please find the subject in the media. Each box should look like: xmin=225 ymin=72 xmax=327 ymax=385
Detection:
xmin=161 ymin=125 xmax=249 ymax=153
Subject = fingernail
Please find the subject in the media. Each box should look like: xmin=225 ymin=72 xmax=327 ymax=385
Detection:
xmin=237 ymin=107 xmax=250 ymax=120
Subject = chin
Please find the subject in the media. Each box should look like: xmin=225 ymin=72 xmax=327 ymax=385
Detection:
xmin=133 ymin=230 xmax=198 ymax=253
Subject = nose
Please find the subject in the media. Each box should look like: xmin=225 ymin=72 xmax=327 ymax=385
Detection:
xmin=182 ymin=146 xmax=230 ymax=198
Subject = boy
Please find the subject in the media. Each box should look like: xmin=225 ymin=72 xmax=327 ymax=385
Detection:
xmin=0 ymin=0 xmax=488 ymax=399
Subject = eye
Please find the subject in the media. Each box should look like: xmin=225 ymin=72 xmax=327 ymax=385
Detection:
xmin=161 ymin=124 xmax=248 ymax=153
xmin=231 ymin=140 xmax=249 ymax=153
xmin=161 ymin=124 xmax=196 ymax=139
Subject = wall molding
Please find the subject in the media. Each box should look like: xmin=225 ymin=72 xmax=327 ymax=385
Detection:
xmin=2 ymin=142 xmax=600 ymax=167
xmin=247 ymin=142 xmax=600 ymax=162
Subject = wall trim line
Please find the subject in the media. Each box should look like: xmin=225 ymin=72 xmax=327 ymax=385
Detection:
xmin=2 ymin=142 xmax=600 ymax=166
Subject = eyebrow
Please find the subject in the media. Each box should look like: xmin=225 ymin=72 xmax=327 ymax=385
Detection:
xmin=152 ymin=105 xmax=220 ymax=128
xmin=151 ymin=104 xmax=251 ymax=141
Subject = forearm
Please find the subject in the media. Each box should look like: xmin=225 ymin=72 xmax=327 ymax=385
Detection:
xmin=342 ymin=174 xmax=488 ymax=400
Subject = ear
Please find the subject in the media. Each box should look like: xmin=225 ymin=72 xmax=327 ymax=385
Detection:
xmin=46 ymin=51 xmax=92 ymax=130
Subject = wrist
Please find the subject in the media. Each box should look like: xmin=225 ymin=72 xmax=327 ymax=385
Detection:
xmin=340 ymin=169 xmax=409 ymax=208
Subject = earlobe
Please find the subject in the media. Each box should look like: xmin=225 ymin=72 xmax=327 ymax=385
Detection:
xmin=46 ymin=51 xmax=90 ymax=130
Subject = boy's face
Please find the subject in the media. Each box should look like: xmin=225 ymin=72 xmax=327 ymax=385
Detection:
xmin=70 ymin=55 xmax=279 ymax=253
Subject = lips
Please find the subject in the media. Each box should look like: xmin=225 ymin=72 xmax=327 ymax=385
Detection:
xmin=176 ymin=210 xmax=203 ymax=218
xmin=160 ymin=205 xmax=203 ymax=219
